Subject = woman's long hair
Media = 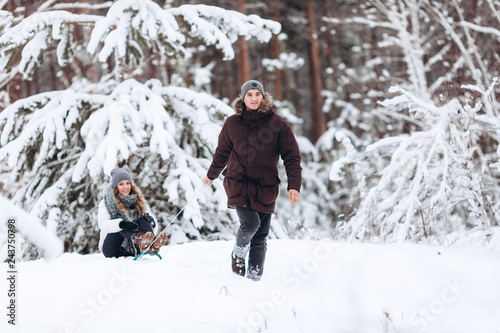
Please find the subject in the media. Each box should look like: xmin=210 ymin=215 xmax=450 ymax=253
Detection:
xmin=113 ymin=184 xmax=147 ymax=214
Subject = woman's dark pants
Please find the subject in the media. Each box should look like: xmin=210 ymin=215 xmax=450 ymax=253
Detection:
xmin=102 ymin=216 xmax=154 ymax=258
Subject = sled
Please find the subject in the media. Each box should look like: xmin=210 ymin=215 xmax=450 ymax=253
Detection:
xmin=133 ymin=251 xmax=162 ymax=260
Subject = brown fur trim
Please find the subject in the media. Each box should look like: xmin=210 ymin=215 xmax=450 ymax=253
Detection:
xmin=232 ymin=93 xmax=274 ymax=115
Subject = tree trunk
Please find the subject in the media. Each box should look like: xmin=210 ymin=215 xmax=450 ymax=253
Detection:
xmin=237 ymin=0 xmax=250 ymax=84
xmin=307 ymin=0 xmax=326 ymax=142
xmin=273 ymin=0 xmax=282 ymax=100
xmin=223 ymin=61 xmax=232 ymax=100
xmin=322 ymin=0 xmax=334 ymax=73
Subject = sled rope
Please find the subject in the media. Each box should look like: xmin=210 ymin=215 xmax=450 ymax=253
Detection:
xmin=134 ymin=186 xmax=204 ymax=261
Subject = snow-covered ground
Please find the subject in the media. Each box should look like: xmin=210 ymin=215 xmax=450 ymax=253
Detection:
xmin=1 ymin=239 xmax=500 ymax=333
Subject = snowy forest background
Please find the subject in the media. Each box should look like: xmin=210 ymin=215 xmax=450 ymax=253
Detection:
xmin=1 ymin=0 xmax=500 ymax=260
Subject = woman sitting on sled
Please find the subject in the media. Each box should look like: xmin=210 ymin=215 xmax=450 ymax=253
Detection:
xmin=98 ymin=168 xmax=168 ymax=258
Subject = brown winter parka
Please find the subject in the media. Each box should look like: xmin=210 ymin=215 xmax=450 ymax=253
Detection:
xmin=207 ymin=93 xmax=302 ymax=214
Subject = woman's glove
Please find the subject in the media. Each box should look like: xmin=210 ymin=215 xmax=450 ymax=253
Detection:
xmin=119 ymin=220 xmax=139 ymax=232
xmin=143 ymin=213 xmax=156 ymax=228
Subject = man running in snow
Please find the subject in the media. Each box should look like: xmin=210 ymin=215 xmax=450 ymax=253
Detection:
xmin=204 ymin=80 xmax=302 ymax=281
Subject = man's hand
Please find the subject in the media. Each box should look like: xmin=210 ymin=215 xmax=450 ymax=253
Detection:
xmin=288 ymin=189 xmax=300 ymax=206
xmin=204 ymin=177 xmax=213 ymax=186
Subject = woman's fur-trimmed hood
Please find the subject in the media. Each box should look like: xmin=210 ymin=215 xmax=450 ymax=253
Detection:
xmin=232 ymin=92 xmax=274 ymax=115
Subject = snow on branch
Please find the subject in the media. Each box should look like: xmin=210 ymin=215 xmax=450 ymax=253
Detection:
xmin=0 ymin=9 xmax=14 ymax=32
xmin=1 ymin=0 xmax=281 ymax=80
xmin=163 ymin=147 xmax=208 ymax=228
xmin=328 ymin=131 xmax=361 ymax=182
xmin=87 ymin=0 xmax=186 ymax=63
xmin=323 ymin=16 xmax=396 ymax=30
xmin=28 ymin=169 xmax=73 ymax=229
xmin=0 ymin=195 xmax=63 ymax=260
xmin=380 ymin=85 xmax=441 ymax=117
xmin=331 ymin=1 xmax=430 ymax=99
xmin=0 ymin=90 xmax=105 ymax=177
xmin=158 ymin=84 xmax=233 ymax=150
xmin=169 ymin=4 xmax=281 ymax=60
xmin=72 ymin=79 xmax=176 ymax=181
xmin=0 ymin=11 xmax=101 ymax=78
xmin=50 ymin=2 xmax=113 ymax=11
xmin=70 ymin=78 xmax=225 ymax=184
xmin=262 ymin=52 xmax=304 ymax=71
xmin=461 ymin=76 xmax=499 ymax=98
xmin=345 ymin=16 xmax=396 ymax=30
xmin=463 ymin=78 xmax=500 ymax=137
xmin=460 ymin=21 xmax=500 ymax=39
xmin=159 ymin=84 xmax=233 ymax=117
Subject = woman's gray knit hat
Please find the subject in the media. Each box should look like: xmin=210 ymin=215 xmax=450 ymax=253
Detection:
xmin=241 ymin=80 xmax=264 ymax=99
xmin=111 ymin=168 xmax=132 ymax=188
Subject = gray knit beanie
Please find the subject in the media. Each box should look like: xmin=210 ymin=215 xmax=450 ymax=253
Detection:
xmin=111 ymin=168 xmax=132 ymax=188
xmin=240 ymin=80 xmax=265 ymax=99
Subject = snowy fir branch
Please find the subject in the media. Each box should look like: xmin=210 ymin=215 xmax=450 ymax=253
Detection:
xmin=0 ymin=0 xmax=283 ymax=86
xmin=87 ymin=0 xmax=186 ymax=67
xmin=87 ymin=0 xmax=281 ymax=71
xmin=0 ymin=11 xmax=101 ymax=79
xmin=158 ymin=84 xmax=233 ymax=150
xmin=0 ymin=9 xmax=15 ymax=32
xmin=72 ymin=79 xmax=179 ymax=181
xmin=0 ymin=89 xmax=103 ymax=178
xmin=169 ymin=4 xmax=281 ymax=60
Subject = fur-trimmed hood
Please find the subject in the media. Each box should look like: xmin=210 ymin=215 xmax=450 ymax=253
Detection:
xmin=232 ymin=92 xmax=274 ymax=115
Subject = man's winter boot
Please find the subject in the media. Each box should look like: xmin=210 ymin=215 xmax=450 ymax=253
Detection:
xmin=246 ymin=264 xmax=263 ymax=281
xmin=150 ymin=233 xmax=168 ymax=253
xmin=231 ymin=251 xmax=245 ymax=276
xmin=139 ymin=231 xmax=155 ymax=253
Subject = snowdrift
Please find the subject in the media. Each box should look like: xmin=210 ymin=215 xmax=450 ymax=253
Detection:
xmin=1 ymin=240 xmax=499 ymax=333
xmin=0 ymin=195 xmax=63 ymax=261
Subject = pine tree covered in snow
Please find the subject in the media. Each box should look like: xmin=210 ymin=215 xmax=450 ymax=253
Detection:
xmin=0 ymin=0 xmax=284 ymax=259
